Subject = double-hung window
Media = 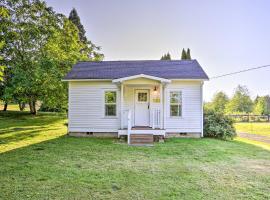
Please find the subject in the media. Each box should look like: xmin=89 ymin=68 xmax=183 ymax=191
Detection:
xmin=170 ymin=91 xmax=182 ymax=117
xmin=104 ymin=91 xmax=117 ymax=117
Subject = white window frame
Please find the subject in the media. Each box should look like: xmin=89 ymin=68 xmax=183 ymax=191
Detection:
xmin=169 ymin=90 xmax=182 ymax=117
xmin=104 ymin=90 xmax=118 ymax=118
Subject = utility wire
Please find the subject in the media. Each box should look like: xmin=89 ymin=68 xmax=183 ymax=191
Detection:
xmin=210 ymin=64 xmax=270 ymax=79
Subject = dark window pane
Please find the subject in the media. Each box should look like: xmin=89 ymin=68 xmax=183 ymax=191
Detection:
xmin=138 ymin=92 xmax=147 ymax=102
xmin=170 ymin=92 xmax=181 ymax=103
xmin=105 ymin=105 xmax=116 ymax=116
xmin=105 ymin=92 xmax=116 ymax=103
xmin=170 ymin=105 xmax=179 ymax=116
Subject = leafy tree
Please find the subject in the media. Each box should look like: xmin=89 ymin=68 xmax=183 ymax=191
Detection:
xmin=207 ymin=91 xmax=229 ymax=113
xmin=69 ymin=8 xmax=103 ymax=60
xmin=225 ymin=85 xmax=253 ymax=114
xmin=181 ymin=48 xmax=187 ymax=59
xmin=253 ymin=96 xmax=270 ymax=115
xmin=160 ymin=52 xmax=171 ymax=60
xmin=181 ymin=48 xmax=192 ymax=60
xmin=265 ymin=95 xmax=270 ymax=114
xmin=1 ymin=0 xmax=101 ymax=114
xmin=186 ymin=48 xmax=191 ymax=59
xmin=253 ymin=97 xmax=266 ymax=115
xmin=0 ymin=6 xmax=10 ymax=82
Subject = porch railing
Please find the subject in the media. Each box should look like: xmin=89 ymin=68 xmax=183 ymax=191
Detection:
xmin=122 ymin=108 xmax=161 ymax=133
xmin=152 ymin=108 xmax=161 ymax=129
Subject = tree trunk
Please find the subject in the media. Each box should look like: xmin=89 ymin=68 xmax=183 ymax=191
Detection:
xmin=3 ymin=102 xmax=8 ymax=111
xmin=29 ymin=100 xmax=37 ymax=115
xmin=19 ymin=102 xmax=26 ymax=111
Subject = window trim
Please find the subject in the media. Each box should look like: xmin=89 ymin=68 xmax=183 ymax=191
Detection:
xmin=169 ymin=90 xmax=182 ymax=118
xmin=103 ymin=90 xmax=118 ymax=118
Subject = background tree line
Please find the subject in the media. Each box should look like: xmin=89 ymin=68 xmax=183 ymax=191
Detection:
xmin=205 ymin=85 xmax=270 ymax=115
xmin=161 ymin=48 xmax=192 ymax=60
xmin=0 ymin=0 xmax=103 ymax=114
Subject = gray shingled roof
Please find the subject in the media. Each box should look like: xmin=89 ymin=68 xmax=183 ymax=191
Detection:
xmin=63 ymin=60 xmax=209 ymax=80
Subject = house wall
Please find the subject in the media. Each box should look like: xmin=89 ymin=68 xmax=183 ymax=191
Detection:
xmin=68 ymin=79 xmax=203 ymax=135
xmin=68 ymin=81 xmax=120 ymax=133
xmin=165 ymin=80 xmax=203 ymax=134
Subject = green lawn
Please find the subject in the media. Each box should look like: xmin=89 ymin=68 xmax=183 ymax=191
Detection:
xmin=1 ymin=112 xmax=270 ymax=199
xmin=234 ymin=122 xmax=270 ymax=137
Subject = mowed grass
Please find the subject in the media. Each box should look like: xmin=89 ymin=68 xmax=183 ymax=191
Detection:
xmin=0 ymin=112 xmax=270 ymax=199
xmin=234 ymin=122 xmax=270 ymax=137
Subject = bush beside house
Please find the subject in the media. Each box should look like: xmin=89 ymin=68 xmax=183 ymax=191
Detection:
xmin=204 ymin=110 xmax=236 ymax=140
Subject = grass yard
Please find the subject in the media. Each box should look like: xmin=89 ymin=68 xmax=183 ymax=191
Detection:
xmin=0 ymin=112 xmax=270 ymax=200
xmin=234 ymin=122 xmax=270 ymax=137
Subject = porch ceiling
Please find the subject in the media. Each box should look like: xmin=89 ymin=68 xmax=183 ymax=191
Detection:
xmin=112 ymin=74 xmax=171 ymax=84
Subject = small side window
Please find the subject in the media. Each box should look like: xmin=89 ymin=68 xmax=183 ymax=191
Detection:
xmin=105 ymin=91 xmax=117 ymax=116
xmin=170 ymin=91 xmax=182 ymax=117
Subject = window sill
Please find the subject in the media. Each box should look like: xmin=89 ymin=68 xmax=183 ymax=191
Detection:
xmin=169 ymin=116 xmax=183 ymax=119
xmin=103 ymin=116 xmax=118 ymax=119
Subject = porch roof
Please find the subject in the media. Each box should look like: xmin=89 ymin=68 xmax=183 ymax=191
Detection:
xmin=112 ymin=74 xmax=171 ymax=83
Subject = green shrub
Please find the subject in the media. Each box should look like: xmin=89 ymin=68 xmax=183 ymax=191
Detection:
xmin=204 ymin=110 xmax=236 ymax=140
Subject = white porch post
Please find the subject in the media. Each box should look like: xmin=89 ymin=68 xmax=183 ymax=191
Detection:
xmin=163 ymin=83 xmax=167 ymax=130
xmin=201 ymin=81 xmax=204 ymax=137
xmin=160 ymin=83 xmax=163 ymax=129
xmin=120 ymin=83 xmax=124 ymax=129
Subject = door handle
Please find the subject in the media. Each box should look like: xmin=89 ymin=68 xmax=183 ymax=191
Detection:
xmin=148 ymin=104 xmax=150 ymax=109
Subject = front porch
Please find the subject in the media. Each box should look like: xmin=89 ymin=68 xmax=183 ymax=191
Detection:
xmin=118 ymin=126 xmax=165 ymax=145
xmin=113 ymin=74 xmax=171 ymax=144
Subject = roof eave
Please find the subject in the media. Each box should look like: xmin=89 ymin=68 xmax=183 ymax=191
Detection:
xmin=112 ymin=74 xmax=171 ymax=84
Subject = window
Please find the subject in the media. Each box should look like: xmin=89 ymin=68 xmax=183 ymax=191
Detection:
xmin=170 ymin=91 xmax=182 ymax=117
xmin=105 ymin=91 xmax=117 ymax=116
xmin=138 ymin=92 xmax=148 ymax=102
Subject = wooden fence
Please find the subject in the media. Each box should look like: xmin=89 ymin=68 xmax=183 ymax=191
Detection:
xmin=226 ymin=114 xmax=270 ymax=122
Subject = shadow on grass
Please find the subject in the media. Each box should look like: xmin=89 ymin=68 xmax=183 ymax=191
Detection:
xmin=0 ymin=111 xmax=67 ymax=153
xmin=0 ymin=111 xmax=66 ymax=125
xmin=0 ymin=127 xmax=65 ymax=145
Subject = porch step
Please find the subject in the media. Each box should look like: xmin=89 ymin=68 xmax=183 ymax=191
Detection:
xmin=130 ymin=134 xmax=154 ymax=145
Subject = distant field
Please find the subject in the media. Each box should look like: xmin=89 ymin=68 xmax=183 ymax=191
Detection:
xmin=0 ymin=102 xmax=30 ymax=111
xmin=234 ymin=122 xmax=270 ymax=138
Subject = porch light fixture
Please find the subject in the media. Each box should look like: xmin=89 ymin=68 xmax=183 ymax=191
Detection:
xmin=153 ymin=86 xmax=158 ymax=95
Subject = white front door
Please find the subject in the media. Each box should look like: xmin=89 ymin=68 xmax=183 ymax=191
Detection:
xmin=135 ymin=89 xmax=150 ymax=126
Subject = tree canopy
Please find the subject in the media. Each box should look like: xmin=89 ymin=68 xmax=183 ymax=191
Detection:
xmin=181 ymin=48 xmax=192 ymax=60
xmin=1 ymin=0 xmax=103 ymax=114
xmin=206 ymin=91 xmax=229 ymax=113
xmin=68 ymin=8 xmax=103 ymax=60
xmin=181 ymin=49 xmax=187 ymax=59
xmin=225 ymin=85 xmax=253 ymax=114
xmin=253 ymin=95 xmax=270 ymax=115
xmin=160 ymin=52 xmax=171 ymax=60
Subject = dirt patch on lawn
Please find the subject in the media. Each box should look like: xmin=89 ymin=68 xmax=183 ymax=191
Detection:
xmin=238 ymin=132 xmax=270 ymax=144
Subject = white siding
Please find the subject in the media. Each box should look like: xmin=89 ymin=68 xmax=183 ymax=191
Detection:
xmin=68 ymin=79 xmax=203 ymax=134
xmin=68 ymin=81 xmax=120 ymax=132
xmin=165 ymin=81 xmax=203 ymax=133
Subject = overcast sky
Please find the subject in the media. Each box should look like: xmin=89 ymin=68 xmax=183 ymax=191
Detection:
xmin=45 ymin=0 xmax=270 ymax=101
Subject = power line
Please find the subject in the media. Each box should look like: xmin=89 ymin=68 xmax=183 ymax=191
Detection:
xmin=210 ymin=64 xmax=270 ymax=79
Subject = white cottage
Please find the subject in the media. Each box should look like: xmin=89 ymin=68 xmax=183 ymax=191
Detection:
xmin=63 ymin=60 xmax=209 ymax=144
